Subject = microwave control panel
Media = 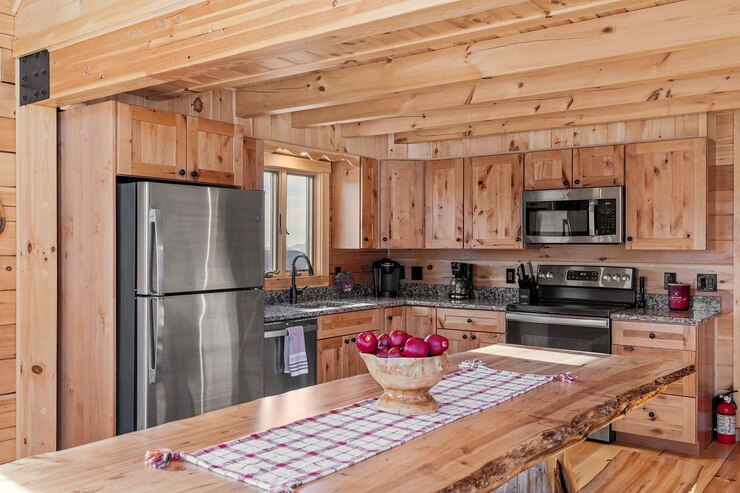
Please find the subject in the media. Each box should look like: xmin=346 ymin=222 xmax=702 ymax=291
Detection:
xmin=597 ymin=199 xmax=617 ymax=235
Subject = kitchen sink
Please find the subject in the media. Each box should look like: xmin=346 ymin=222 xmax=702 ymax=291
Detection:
xmin=294 ymin=300 xmax=375 ymax=311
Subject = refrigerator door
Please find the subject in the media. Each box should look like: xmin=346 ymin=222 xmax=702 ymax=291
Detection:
xmin=136 ymin=289 xmax=264 ymax=430
xmin=136 ymin=181 xmax=264 ymax=295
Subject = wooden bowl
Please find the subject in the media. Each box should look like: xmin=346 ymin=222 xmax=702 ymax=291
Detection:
xmin=360 ymin=352 xmax=449 ymax=415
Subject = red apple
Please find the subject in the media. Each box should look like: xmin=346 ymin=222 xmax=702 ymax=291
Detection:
xmin=387 ymin=347 xmax=403 ymax=358
xmin=388 ymin=330 xmax=409 ymax=348
xmin=377 ymin=333 xmax=391 ymax=348
xmin=375 ymin=347 xmax=389 ymax=358
xmin=403 ymin=337 xmax=429 ymax=358
xmin=424 ymin=334 xmax=449 ymax=356
xmin=356 ymin=331 xmax=378 ymax=354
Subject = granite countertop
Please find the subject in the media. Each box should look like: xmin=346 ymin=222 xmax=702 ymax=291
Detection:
xmin=264 ymin=296 xmax=510 ymax=323
xmin=611 ymin=307 xmax=721 ymax=325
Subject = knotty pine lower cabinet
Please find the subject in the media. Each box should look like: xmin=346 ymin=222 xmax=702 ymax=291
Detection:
xmin=384 ymin=306 xmax=405 ymax=333
xmin=405 ymin=306 xmax=436 ymax=340
xmin=611 ymin=320 xmax=714 ymax=455
xmin=316 ymin=309 xmax=381 ymax=384
xmin=436 ymin=329 xmax=505 ymax=354
xmin=435 ymin=309 xmax=506 ymax=354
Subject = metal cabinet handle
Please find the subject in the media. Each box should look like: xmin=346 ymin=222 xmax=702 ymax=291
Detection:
xmin=456 ymin=237 xmax=461 ymax=242
xmin=574 ymin=179 xmax=580 ymax=185
xmin=627 ymin=236 xmax=633 ymax=242
xmin=178 ymin=169 xmax=186 ymax=176
xmin=149 ymin=209 xmax=164 ymax=295
xmin=648 ymin=411 xmax=656 ymax=421
xmin=462 ymin=334 xmax=468 ymax=339
xmin=466 ymin=318 xmax=472 ymax=323
xmin=382 ymin=237 xmax=388 ymax=242
xmin=191 ymin=170 xmax=199 ymax=178
xmin=344 ymin=339 xmax=350 ymax=344
xmin=563 ymin=180 xmax=569 ymax=186
xmin=388 ymin=316 xmax=393 ymax=321
xmin=363 ymin=237 xmax=369 ymax=242
xmin=351 ymin=337 xmax=356 ymax=343
xmin=471 ymin=334 xmax=477 ymax=340
xmin=649 ymin=333 xmax=656 ymax=339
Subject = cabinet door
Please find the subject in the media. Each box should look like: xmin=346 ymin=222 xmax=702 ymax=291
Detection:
xmin=471 ymin=331 xmax=505 ymax=349
xmin=117 ymin=104 xmax=187 ymax=180
xmin=573 ymin=145 xmax=624 ymax=187
xmin=317 ymin=336 xmax=345 ymax=384
xmin=436 ymin=328 xmax=474 ymax=354
xmin=625 ymin=139 xmax=707 ymax=250
xmin=613 ymin=345 xmax=696 ymax=397
xmin=524 ymin=149 xmax=573 ymax=189
xmin=379 ymin=160 xmax=424 ymax=248
xmin=331 ymin=160 xmax=362 ymax=249
xmin=405 ymin=306 xmax=436 ymax=340
xmin=345 ymin=336 xmax=370 ymax=378
xmin=384 ymin=306 xmax=405 ymax=333
xmin=425 ymin=159 xmax=464 ymax=248
xmin=361 ymin=157 xmax=380 ymax=249
xmin=464 ymin=154 xmax=523 ymax=249
xmin=187 ymin=116 xmax=244 ymax=187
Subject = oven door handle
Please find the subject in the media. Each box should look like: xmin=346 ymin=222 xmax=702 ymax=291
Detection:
xmin=505 ymin=312 xmax=609 ymax=329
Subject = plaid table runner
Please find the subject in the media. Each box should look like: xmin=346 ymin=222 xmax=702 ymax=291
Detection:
xmin=151 ymin=360 xmax=559 ymax=492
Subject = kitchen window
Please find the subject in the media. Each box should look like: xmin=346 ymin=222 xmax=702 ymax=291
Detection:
xmin=263 ymin=152 xmax=330 ymax=287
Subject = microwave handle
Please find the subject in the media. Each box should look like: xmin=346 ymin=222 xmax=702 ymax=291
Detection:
xmin=589 ymin=200 xmax=597 ymax=236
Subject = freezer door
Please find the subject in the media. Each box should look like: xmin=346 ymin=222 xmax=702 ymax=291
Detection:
xmin=136 ymin=290 xmax=264 ymax=430
xmin=136 ymin=181 xmax=264 ymax=295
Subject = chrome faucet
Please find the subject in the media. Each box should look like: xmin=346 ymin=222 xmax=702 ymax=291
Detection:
xmin=289 ymin=254 xmax=314 ymax=303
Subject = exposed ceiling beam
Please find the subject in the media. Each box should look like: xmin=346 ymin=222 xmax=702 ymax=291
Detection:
xmin=37 ymin=0 xmax=495 ymax=106
xmin=236 ymin=0 xmax=740 ymax=117
xmin=393 ymin=90 xmax=740 ymax=143
xmin=340 ymin=70 xmax=740 ymax=137
xmin=293 ymin=40 xmax=740 ymax=128
xmin=186 ymin=0 xmax=654 ymax=93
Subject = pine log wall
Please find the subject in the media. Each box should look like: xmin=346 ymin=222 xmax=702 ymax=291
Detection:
xmin=0 ymin=1 xmax=15 ymax=464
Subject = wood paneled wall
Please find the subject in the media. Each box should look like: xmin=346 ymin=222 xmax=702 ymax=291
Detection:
xmin=0 ymin=2 xmax=14 ymax=465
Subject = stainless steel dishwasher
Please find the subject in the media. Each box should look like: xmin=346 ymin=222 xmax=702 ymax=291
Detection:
xmin=263 ymin=318 xmax=318 ymax=397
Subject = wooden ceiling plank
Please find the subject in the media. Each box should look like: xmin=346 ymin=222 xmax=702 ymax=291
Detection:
xmin=393 ymin=90 xmax=740 ymax=143
xmin=291 ymin=40 xmax=740 ymax=127
xmin=41 ymin=0 xmax=514 ymax=106
xmin=235 ymin=0 xmax=740 ymax=116
xmin=187 ymin=0 xmax=650 ymax=94
xmin=341 ymin=70 xmax=740 ymax=137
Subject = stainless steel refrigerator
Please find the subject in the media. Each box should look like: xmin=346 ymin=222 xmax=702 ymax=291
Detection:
xmin=117 ymin=181 xmax=264 ymax=434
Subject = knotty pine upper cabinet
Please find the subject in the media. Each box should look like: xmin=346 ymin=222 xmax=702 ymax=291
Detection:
xmin=117 ymin=104 xmax=187 ymax=181
xmin=573 ymin=145 xmax=625 ymax=187
xmin=331 ymin=157 xmax=379 ymax=249
xmin=524 ymin=149 xmax=573 ymax=189
xmin=379 ymin=160 xmax=424 ymax=249
xmin=464 ymin=154 xmax=523 ymax=249
xmin=625 ymin=138 xmax=707 ymax=250
xmin=187 ymin=116 xmax=244 ymax=186
xmin=425 ymin=158 xmax=464 ymax=248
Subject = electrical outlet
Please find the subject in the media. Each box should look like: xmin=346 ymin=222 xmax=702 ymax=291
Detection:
xmin=697 ymin=273 xmax=717 ymax=292
xmin=663 ymin=272 xmax=677 ymax=289
xmin=506 ymin=268 xmax=516 ymax=284
xmin=411 ymin=266 xmax=423 ymax=281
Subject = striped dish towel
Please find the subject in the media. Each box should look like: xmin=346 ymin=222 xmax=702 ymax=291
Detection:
xmin=283 ymin=326 xmax=308 ymax=377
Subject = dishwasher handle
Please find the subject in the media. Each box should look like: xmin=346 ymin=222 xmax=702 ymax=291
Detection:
xmin=264 ymin=325 xmax=318 ymax=339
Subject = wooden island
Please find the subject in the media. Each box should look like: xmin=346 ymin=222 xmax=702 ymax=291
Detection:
xmin=0 ymin=344 xmax=693 ymax=492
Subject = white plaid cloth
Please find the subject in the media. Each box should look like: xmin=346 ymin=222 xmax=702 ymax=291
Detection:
xmin=181 ymin=360 xmax=554 ymax=492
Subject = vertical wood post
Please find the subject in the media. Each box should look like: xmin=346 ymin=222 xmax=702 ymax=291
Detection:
xmin=16 ymin=103 xmax=57 ymax=457
xmin=734 ymin=110 xmax=740 ymax=435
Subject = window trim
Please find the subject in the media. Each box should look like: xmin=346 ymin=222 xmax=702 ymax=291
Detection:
xmin=263 ymin=152 xmax=330 ymax=290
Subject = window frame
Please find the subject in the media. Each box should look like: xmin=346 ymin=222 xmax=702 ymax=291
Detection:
xmin=263 ymin=152 xmax=330 ymax=289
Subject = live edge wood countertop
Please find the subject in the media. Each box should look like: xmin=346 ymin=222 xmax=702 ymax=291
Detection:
xmin=0 ymin=345 xmax=693 ymax=493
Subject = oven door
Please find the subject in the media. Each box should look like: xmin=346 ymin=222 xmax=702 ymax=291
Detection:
xmin=505 ymin=312 xmax=611 ymax=353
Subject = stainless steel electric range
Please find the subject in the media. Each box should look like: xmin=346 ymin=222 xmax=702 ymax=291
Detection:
xmin=505 ymin=264 xmax=637 ymax=442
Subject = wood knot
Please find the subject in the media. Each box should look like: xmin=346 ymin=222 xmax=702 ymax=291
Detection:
xmin=32 ymin=365 xmax=43 ymax=374
xmin=192 ymin=97 xmax=204 ymax=113
xmin=603 ymin=26 xmax=614 ymax=34
xmin=4 ymin=266 xmax=10 ymax=271
xmin=51 ymin=246 xmax=56 ymax=253
xmin=26 ymin=242 xmax=33 ymax=254
xmin=318 ymin=86 xmax=326 ymax=92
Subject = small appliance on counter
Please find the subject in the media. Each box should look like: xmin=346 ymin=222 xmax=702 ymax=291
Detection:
xmin=636 ymin=276 xmax=646 ymax=308
xmin=668 ymin=282 xmax=691 ymax=310
xmin=448 ymin=262 xmax=474 ymax=299
xmin=373 ymin=258 xmax=402 ymax=297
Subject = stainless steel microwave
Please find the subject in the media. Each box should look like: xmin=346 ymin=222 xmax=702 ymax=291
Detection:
xmin=522 ymin=186 xmax=624 ymax=244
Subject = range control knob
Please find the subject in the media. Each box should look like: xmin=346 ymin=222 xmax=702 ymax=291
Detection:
xmin=621 ymin=275 xmax=631 ymax=282
xmin=546 ymin=272 xmax=554 ymax=280
xmin=602 ymin=274 xmax=612 ymax=282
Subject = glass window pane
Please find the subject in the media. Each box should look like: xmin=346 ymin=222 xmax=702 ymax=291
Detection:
xmin=285 ymin=173 xmax=313 ymax=271
xmin=264 ymin=171 xmax=278 ymax=274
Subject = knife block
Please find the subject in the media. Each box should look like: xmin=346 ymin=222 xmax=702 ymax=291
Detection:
xmin=518 ymin=279 xmax=538 ymax=304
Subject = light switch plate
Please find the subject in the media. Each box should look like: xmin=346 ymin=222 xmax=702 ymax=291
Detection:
xmin=697 ymin=274 xmax=717 ymax=292
xmin=506 ymin=268 xmax=516 ymax=284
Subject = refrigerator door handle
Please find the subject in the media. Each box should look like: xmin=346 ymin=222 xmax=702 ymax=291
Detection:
xmin=149 ymin=298 xmax=163 ymax=384
xmin=149 ymin=208 xmax=164 ymax=295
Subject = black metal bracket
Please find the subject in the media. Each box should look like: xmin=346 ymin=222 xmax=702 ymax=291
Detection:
xmin=19 ymin=50 xmax=50 ymax=106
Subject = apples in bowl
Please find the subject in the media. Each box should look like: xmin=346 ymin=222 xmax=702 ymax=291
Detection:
xmin=356 ymin=330 xmax=450 ymax=415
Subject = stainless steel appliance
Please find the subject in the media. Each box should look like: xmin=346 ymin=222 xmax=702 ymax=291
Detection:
xmin=373 ymin=258 xmax=402 ymax=297
xmin=505 ymin=264 xmax=637 ymax=442
xmin=116 ymin=181 xmax=265 ymax=434
xmin=522 ymin=186 xmax=623 ymax=244
xmin=448 ymin=262 xmax=473 ymax=299
xmin=264 ymin=318 xmax=318 ymax=397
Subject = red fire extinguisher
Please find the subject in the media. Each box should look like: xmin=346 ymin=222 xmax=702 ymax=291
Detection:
xmin=715 ymin=390 xmax=737 ymax=444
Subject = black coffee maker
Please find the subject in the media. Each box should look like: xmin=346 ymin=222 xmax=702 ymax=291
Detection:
xmin=449 ymin=262 xmax=474 ymax=299
xmin=372 ymin=258 xmax=401 ymax=297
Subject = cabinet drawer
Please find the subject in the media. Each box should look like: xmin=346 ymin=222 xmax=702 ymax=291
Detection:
xmin=318 ymin=309 xmax=380 ymax=339
xmin=613 ymin=394 xmax=696 ymax=444
xmin=612 ymin=321 xmax=696 ymax=351
xmin=436 ymin=309 xmax=503 ymax=333
xmin=613 ymin=345 xmax=696 ymax=397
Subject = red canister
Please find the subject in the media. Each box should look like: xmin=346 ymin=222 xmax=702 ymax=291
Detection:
xmin=667 ymin=283 xmax=690 ymax=310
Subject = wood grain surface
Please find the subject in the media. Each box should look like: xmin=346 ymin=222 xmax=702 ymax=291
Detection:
xmin=0 ymin=344 xmax=693 ymax=493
